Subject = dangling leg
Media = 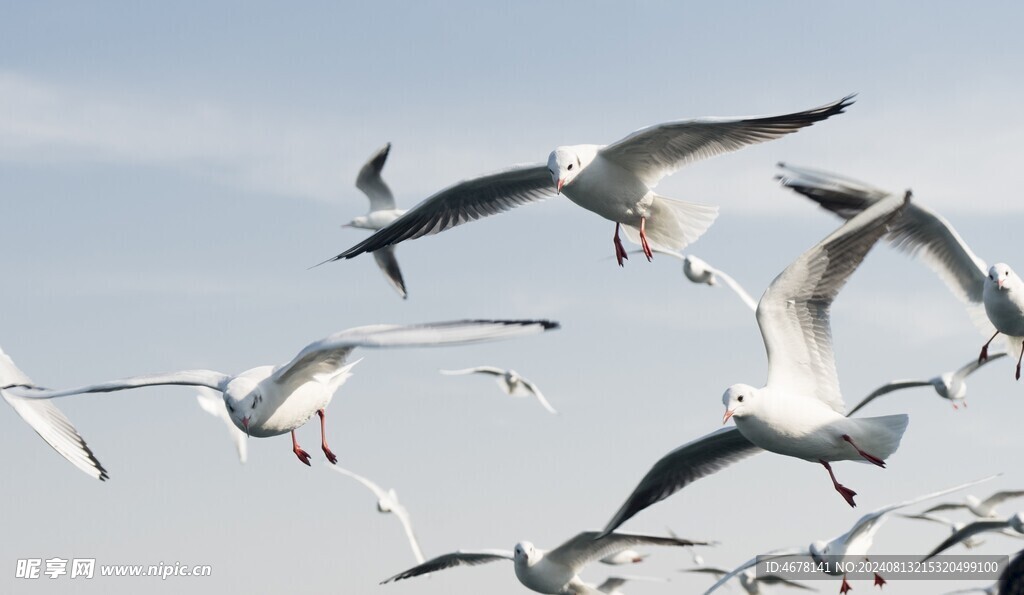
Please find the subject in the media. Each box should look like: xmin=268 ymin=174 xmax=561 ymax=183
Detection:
xmin=292 ymin=431 xmax=311 ymax=466
xmin=317 ymin=409 xmax=338 ymax=464
xmin=839 ymin=573 xmax=853 ymax=593
xmin=821 ymin=460 xmax=857 ymax=507
xmin=639 ymin=217 xmax=653 ymax=261
xmin=874 ymin=572 xmax=887 ymax=588
xmin=842 ymin=434 xmax=886 ymax=467
xmin=1016 ymin=339 xmax=1024 ymax=380
xmin=979 ymin=331 xmax=1000 ymax=364
xmin=613 ymin=223 xmax=629 ymax=267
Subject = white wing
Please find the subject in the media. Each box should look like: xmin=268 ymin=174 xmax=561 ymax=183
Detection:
xmin=195 ymin=387 xmax=246 ymax=464
xmin=381 ymin=549 xmax=513 ymax=583
xmin=759 ymin=189 xmax=908 ymax=413
xmin=599 ymin=96 xmax=853 ymax=187
xmin=547 ymin=531 xmax=707 ymax=573
xmin=980 ymin=490 xmax=1024 ymax=509
xmin=323 ymin=164 xmax=554 ymax=262
xmin=846 ymin=380 xmax=932 ymax=416
xmin=355 ymin=142 xmax=396 ymax=211
xmin=712 ymin=269 xmax=758 ymax=311
xmin=272 ymin=320 xmax=557 ymax=391
xmin=602 ymin=427 xmax=763 ymax=535
xmin=329 ymin=466 xmax=425 ymax=564
xmin=439 ymin=366 xmax=507 ymax=377
xmin=953 ymin=352 xmax=1007 ymax=383
xmin=778 ymin=163 xmax=992 ymax=333
xmin=520 ymin=376 xmax=558 ymax=415
xmin=11 ymin=370 xmax=232 ymax=400
xmin=372 ymin=247 xmax=408 ymax=299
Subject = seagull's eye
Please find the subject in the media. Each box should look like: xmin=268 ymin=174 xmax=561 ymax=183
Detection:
xmin=567 ymin=163 xmax=573 ymax=171
xmin=226 ymin=403 xmax=235 ymax=413
xmin=737 ymin=395 xmax=744 ymax=403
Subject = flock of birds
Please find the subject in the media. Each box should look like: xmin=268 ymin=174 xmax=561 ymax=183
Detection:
xmin=2 ymin=94 xmax=1024 ymax=594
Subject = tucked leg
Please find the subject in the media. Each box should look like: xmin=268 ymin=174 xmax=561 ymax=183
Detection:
xmin=317 ymin=409 xmax=338 ymax=464
xmin=292 ymin=431 xmax=311 ymax=466
xmin=842 ymin=434 xmax=886 ymax=468
xmin=613 ymin=223 xmax=629 ymax=267
xmin=639 ymin=217 xmax=653 ymax=261
xmin=979 ymin=331 xmax=1000 ymax=364
xmin=821 ymin=460 xmax=857 ymax=507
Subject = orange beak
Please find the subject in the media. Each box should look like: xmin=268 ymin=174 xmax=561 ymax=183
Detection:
xmin=722 ymin=409 xmax=734 ymax=425
xmin=556 ymin=179 xmax=564 ymax=194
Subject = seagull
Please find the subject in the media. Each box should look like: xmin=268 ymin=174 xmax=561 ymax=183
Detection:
xmin=601 ymin=189 xmax=910 ymax=535
xmin=327 ymin=465 xmax=425 ymax=564
xmin=777 ymin=162 xmax=1024 ymax=379
xmin=342 ymin=143 xmax=409 ymax=299
xmin=683 ymin=566 xmax=814 ymax=594
xmin=597 ymin=575 xmax=669 ymax=595
xmin=598 ymin=550 xmax=648 ymax=565
xmin=195 ymin=386 xmax=248 ymax=464
xmin=323 ymin=96 xmax=854 ymax=268
xmin=703 ymin=476 xmax=997 ymax=595
xmin=1 ymin=346 xmax=108 ymax=481
xmin=921 ymin=489 xmax=1024 ymax=518
xmin=924 ymin=513 xmax=1024 ymax=560
xmin=846 ymin=353 xmax=1008 ymax=415
xmin=440 ymin=366 xmax=557 ymax=414
xmin=6 ymin=319 xmax=557 ymax=472
xmin=898 ymin=512 xmax=998 ymax=549
xmin=380 ymin=531 xmax=707 ymax=595
xmin=636 ymin=249 xmax=757 ymax=310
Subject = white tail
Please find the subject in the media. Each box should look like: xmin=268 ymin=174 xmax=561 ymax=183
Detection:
xmin=621 ymin=195 xmax=719 ymax=252
xmin=849 ymin=414 xmax=909 ymax=461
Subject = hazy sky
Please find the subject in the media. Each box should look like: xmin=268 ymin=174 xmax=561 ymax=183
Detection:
xmin=2 ymin=2 xmax=1023 ymax=594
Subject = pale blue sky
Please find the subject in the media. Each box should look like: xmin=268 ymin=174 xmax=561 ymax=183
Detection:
xmin=2 ymin=2 xmax=1023 ymax=594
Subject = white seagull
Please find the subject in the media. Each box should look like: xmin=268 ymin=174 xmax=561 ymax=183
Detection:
xmin=328 ymin=465 xmax=425 ymax=564
xmin=597 ymin=575 xmax=669 ymax=595
xmin=924 ymin=513 xmax=1024 ymax=560
xmin=777 ymin=163 xmax=1024 ymax=379
xmin=683 ymin=566 xmax=815 ymax=594
xmin=6 ymin=319 xmax=557 ymax=473
xmin=380 ymin=531 xmax=707 ymax=595
xmin=195 ymin=386 xmax=248 ymax=464
xmin=703 ymin=476 xmax=996 ymax=595
xmin=601 ymin=189 xmax=910 ymax=535
xmin=440 ymin=366 xmax=557 ymax=414
xmin=323 ymin=96 xmax=854 ymax=268
xmin=921 ymin=489 xmax=1024 ymax=519
xmin=637 ymin=249 xmax=757 ymax=310
xmin=846 ymin=353 xmax=1008 ymax=415
xmin=342 ymin=142 xmax=409 ymax=299
xmin=1 ymin=346 xmax=108 ymax=480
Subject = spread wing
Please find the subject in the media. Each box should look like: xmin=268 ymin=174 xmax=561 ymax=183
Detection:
xmin=372 ymin=247 xmax=408 ymax=299
xmin=981 ymin=490 xmax=1024 ymax=509
xmin=846 ymin=380 xmax=932 ymax=416
xmin=713 ymin=269 xmax=758 ymax=311
xmin=599 ymin=96 xmax=853 ymax=187
xmin=10 ymin=370 xmax=233 ymax=399
xmin=519 ymin=376 xmax=558 ymax=415
xmin=601 ymin=427 xmax=762 ymax=535
xmin=380 ymin=550 xmax=513 ymax=583
xmin=440 ymin=366 xmax=506 ymax=377
xmin=195 ymin=387 xmax=247 ymax=463
xmin=355 ymin=143 xmax=395 ymax=211
xmin=547 ymin=531 xmax=707 ymax=572
xmin=323 ymin=164 xmax=553 ymax=262
xmin=953 ymin=352 xmax=1007 ymax=383
xmin=924 ymin=520 xmax=1012 ymax=560
xmin=758 ymin=189 xmax=908 ymax=413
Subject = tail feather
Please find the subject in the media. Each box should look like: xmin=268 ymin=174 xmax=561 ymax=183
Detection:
xmin=621 ymin=195 xmax=718 ymax=252
xmin=849 ymin=414 xmax=909 ymax=462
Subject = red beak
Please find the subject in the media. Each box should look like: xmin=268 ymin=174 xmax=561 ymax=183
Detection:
xmin=998 ymin=279 xmax=1006 ymax=289
xmin=556 ymin=179 xmax=564 ymax=194
xmin=722 ymin=410 xmax=734 ymax=425
xmin=241 ymin=416 xmax=250 ymax=437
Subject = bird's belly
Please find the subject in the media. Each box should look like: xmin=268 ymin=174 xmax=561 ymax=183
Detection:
xmin=514 ymin=562 xmax=573 ymax=595
xmin=364 ymin=209 xmax=406 ymax=230
xmin=984 ymin=291 xmax=1024 ymax=336
xmin=735 ymin=405 xmax=852 ymax=462
xmin=250 ymin=383 xmax=332 ymax=437
xmin=563 ymin=160 xmax=652 ymax=224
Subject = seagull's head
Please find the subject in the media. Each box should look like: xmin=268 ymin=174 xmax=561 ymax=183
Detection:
xmin=808 ymin=540 xmax=830 ymax=562
xmin=547 ymin=147 xmax=582 ymax=194
xmin=513 ymin=542 xmax=539 ymax=566
xmin=376 ymin=490 xmax=398 ymax=513
xmin=988 ymin=263 xmax=1017 ymax=291
xmin=343 ymin=216 xmax=370 ymax=229
xmin=722 ymin=384 xmax=757 ymax=424
xmin=223 ymin=377 xmax=263 ymax=437
xmin=682 ymin=255 xmax=715 ymax=285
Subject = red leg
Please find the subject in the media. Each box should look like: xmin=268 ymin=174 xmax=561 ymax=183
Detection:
xmin=979 ymin=331 xmax=1000 ymax=364
xmin=952 ymin=402 xmax=959 ymax=410
xmin=873 ymin=572 xmax=886 ymax=588
xmin=1016 ymin=340 xmax=1024 ymax=380
xmin=821 ymin=460 xmax=857 ymax=507
xmin=317 ymin=409 xmax=338 ymax=464
xmin=842 ymin=434 xmax=886 ymax=468
xmin=292 ymin=431 xmax=311 ymax=466
xmin=613 ymin=223 xmax=629 ymax=267
xmin=839 ymin=574 xmax=853 ymax=593
xmin=639 ymin=217 xmax=653 ymax=261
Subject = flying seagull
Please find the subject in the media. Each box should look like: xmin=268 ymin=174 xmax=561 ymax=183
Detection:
xmin=923 ymin=513 xmax=1024 ymax=560
xmin=683 ymin=566 xmax=815 ymax=594
xmin=778 ymin=162 xmax=1024 ymax=379
xmin=323 ymin=96 xmax=854 ymax=268
xmin=635 ymin=249 xmax=757 ymax=310
xmin=328 ymin=465 xmax=425 ymax=564
xmin=342 ymin=143 xmax=409 ymax=299
xmin=6 ymin=319 xmax=557 ymax=473
xmin=601 ymin=188 xmax=909 ymax=536
xmin=440 ymin=366 xmax=557 ymax=414
xmin=922 ymin=489 xmax=1024 ymax=518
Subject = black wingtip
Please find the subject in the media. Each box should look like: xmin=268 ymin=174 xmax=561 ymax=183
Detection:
xmin=903 ymin=189 xmax=913 ymax=204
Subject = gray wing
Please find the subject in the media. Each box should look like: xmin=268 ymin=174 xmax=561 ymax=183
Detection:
xmin=703 ymin=549 xmax=810 ymax=595
xmin=9 ymin=370 xmax=232 ymax=399
xmin=355 ymin=142 xmax=395 ymax=211
xmin=597 ymin=575 xmax=668 ymax=592
xmin=682 ymin=567 xmax=728 ymax=577
xmin=924 ymin=520 xmax=1012 ymax=560
xmin=520 ymin=376 xmax=558 ymax=415
xmin=372 ymin=247 xmax=408 ymax=299
xmin=440 ymin=366 xmax=506 ymax=377
xmin=601 ymin=427 xmax=762 ymax=535
xmin=548 ymin=531 xmax=708 ymax=572
xmin=922 ymin=503 xmax=971 ymax=514
xmin=981 ymin=490 xmax=1024 ymax=509
xmin=322 ymin=164 xmax=554 ymax=262
xmin=759 ymin=189 xmax=908 ymax=414
xmin=846 ymin=380 xmax=932 ymax=416
xmin=599 ymin=96 xmax=853 ymax=187
xmin=953 ymin=352 xmax=1007 ymax=383
xmin=380 ymin=550 xmax=513 ymax=583
xmin=778 ymin=163 xmax=991 ymax=330
xmin=271 ymin=320 xmax=558 ymax=391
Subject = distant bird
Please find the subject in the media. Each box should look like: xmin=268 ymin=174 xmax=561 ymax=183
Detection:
xmin=598 ymin=550 xmax=648 ymax=565
xmin=342 ymin=143 xmax=409 ymax=299
xmin=704 ymin=476 xmax=996 ymax=595
xmin=6 ymin=320 xmax=557 ymax=473
xmin=195 ymin=386 xmax=247 ymax=463
xmin=328 ymin=465 xmax=425 ymax=564
xmin=381 ymin=531 xmax=707 ymax=594
xmin=778 ymin=163 xmax=1024 ymax=379
xmin=440 ymin=366 xmax=557 ymax=414
xmin=656 ymin=250 xmax=758 ymax=310
xmin=0 ymin=346 xmax=108 ymax=481
xmin=601 ymin=190 xmax=909 ymax=535
xmin=922 ymin=490 xmax=1024 ymax=518
xmin=323 ymin=96 xmax=854 ymax=268
xmin=924 ymin=513 xmax=1024 ymax=560
xmin=846 ymin=353 xmax=1008 ymax=415
xmin=899 ymin=512 xmax=987 ymax=549
xmin=597 ymin=575 xmax=669 ymax=595
xmin=683 ymin=566 xmax=814 ymax=594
